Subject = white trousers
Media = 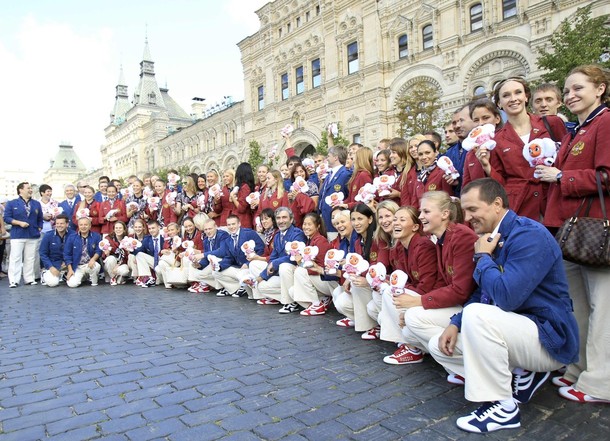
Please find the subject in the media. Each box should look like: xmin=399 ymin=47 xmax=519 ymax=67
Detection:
xmin=8 ymin=238 xmax=38 ymax=284
xmin=155 ymin=255 xmax=176 ymax=286
xmin=333 ymin=284 xmax=377 ymax=331
xmin=250 ymin=260 xmax=281 ymax=301
xmin=367 ymin=290 xmax=383 ymax=323
xmin=104 ymin=256 xmax=130 ymax=280
xmin=67 ymin=262 xmax=101 ymax=288
xmin=42 ymin=270 xmax=61 ymax=287
xmin=279 ymin=263 xmax=296 ymax=304
xmin=187 ymin=264 xmax=218 ymax=288
xmin=128 ymin=254 xmax=139 ymax=277
xmin=563 ymin=261 xmax=610 ymax=400
xmin=292 ymin=266 xmax=337 ymax=307
xmin=135 ymin=253 xmax=155 ymax=277
xmin=428 ymin=303 xmax=563 ymax=403
xmin=403 ymin=305 xmax=463 ymax=353
xmin=215 ymin=266 xmax=246 ymax=294
xmin=378 ymin=290 xmax=407 ymax=343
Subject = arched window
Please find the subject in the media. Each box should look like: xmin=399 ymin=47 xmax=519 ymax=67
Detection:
xmin=422 ymin=25 xmax=433 ymax=50
xmin=473 ymin=85 xmax=486 ymax=98
xmin=398 ymin=34 xmax=409 ymax=59
xmin=470 ymin=4 xmax=483 ymax=32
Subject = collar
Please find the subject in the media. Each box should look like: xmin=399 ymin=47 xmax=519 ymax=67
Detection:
xmin=571 ymin=105 xmax=608 ymax=136
xmin=329 ymin=164 xmax=342 ymax=175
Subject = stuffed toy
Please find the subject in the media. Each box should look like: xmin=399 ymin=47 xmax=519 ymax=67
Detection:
xmin=98 ymin=239 xmax=111 ymax=253
xmin=196 ymin=194 xmax=207 ymax=209
xmin=280 ymin=124 xmax=294 ymax=138
xmin=143 ymin=187 xmax=154 ymax=199
xmin=241 ymin=240 xmax=257 ymax=258
xmin=462 ymin=123 xmax=497 ymax=152
xmin=324 ymin=249 xmax=345 ymax=275
xmin=437 ymin=156 xmax=460 ymax=180
xmin=167 ymin=173 xmax=180 ymax=187
xmin=355 ymin=183 xmax=377 ymax=204
xmin=207 ymin=255 xmax=222 ymax=272
xmin=246 ymin=192 xmax=260 ymax=205
xmin=75 ymin=208 xmax=90 ymax=220
xmin=300 ymin=245 xmax=319 ymax=268
xmin=147 ymin=197 xmax=160 ymax=211
xmin=208 ymin=184 xmax=221 ymax=198
xmin=126 ymin=201 xmax=140 ymax=212
xmin=386 ymin=270 xmax=409 ymax=296
xmin=105 ymin=209 xmax=119 ymax=221
xmin=171 ymin=236 xmax=182 ymax=250
xmin=165 ymin=191 xmax=178 ymax=206
xmin=327 ymin=122 xmax=339 ymax=138
xmin=285 ymin=241 xmax=305 ymax=261
xmin=373 ymin=175 xmax=396 ymax=197
xmin=119 ymin=237 xmax=141 ymax=252
xmin=343 ymin=252 xmax=370 ymax=281
xmin=324 ymin=192 xmax=344 ymax=207
xmin=316 ymin=161 xmax=329 ymax=180
xmin=291 ymin=176 xmax=309 ymax=194
xmin=522 ymin=138 xmax=558 ymax=178
xmin=366 ymin=262 xmax=388 ymax=291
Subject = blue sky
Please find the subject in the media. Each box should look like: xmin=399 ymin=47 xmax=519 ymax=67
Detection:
xmin=0 ymin=0 xmax=268 ymax=176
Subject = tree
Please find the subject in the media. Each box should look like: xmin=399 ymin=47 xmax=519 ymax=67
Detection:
xmin=395 ymin=79 xmax=443 ymax=137
xmin=247 ymin=140 xmax=265 ymax=170
xmin=154 ymin=165 xmax=192 ymax=183
xmin=316 ymin=123 xmax=351 ymax=156
xmin=537 ymin=5 xmax=610 ymax=90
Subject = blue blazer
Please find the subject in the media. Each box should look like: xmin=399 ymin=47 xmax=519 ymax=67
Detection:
xmin=450 ymin=210 xmax=579 ymax=365
xmin=211 ymin=228 xmax=264 ymax=271
xmin=4 ymin=197 xmax=43 ymax=239
xmin=133 ymin=235 xmax=165 ymax=257
xmin=318 ymin=166 xmax=352 ymax=233
xmin=58 ymin=197 xmax=80 ymax=231
xmin=40 ymin=230 xmax=73 ymax=270
xmin=64 ymin=232 xmax=102 ymax=269
xmin=197 ymin=229 xmax=231 ymax=269
xmin=259 ymin=224 xmax=306 ymax=280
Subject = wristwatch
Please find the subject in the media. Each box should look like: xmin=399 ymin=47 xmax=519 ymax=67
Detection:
xmin=556 ymin=171 xmax=563 ymax=183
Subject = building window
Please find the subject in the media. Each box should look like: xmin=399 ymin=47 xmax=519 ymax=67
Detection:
xmin=398 ymin=34 xmax=409 ymax=59
xmin=422 ymin=25 xmax=433 ymax=50
xmin=347 ymin=41 xmax=359 ymax=74
xmin=312 ymin=58 xmax=321 ymax=88
xmin=281 ymin=73 xmax=289 ymax=100
xmin=287 ymin=23 xmax=291 ymax=33
xmin=503 ymin=0 xmax=517 ymax=19
xmin=473 ymin=85 xmax=486 ymax=98
xmin=295 ymin=66 xmax=304 ymax=94
xmin=296 ymin=17 xmax=301 ymax=27
xmin=306 ymin=11 xmax=310 ymax=22
xmin=278 ymin=28 xmax=282 ymax=38
xmin=353 ymin=134 xmax=361 ymax=144
xmin=316 ymin=5 xmax=320 ymax=15
xmin=257 ymin=85 xmax=264 ymax=110
xmin=470 ymin=4 xmax=483 ymax=32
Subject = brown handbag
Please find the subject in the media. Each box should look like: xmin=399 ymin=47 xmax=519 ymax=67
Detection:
xmin=556 ymin=170 xmax=610 ymax=267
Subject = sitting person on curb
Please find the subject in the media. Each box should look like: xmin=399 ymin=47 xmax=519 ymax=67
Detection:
xmin=64 ymin=217 xmax=102 ymax=288
xmin=133 ymin=220 xmax=164 ymax=288
xmin=428 ymin=178 xmax=579 ymax=433
xmin=40 ymin=214 xmax=72 ymax=287
xmin=251 ymin=206 xmax=306 ymax=310
xmin=187 ymin=218 xmax=230 ymax=293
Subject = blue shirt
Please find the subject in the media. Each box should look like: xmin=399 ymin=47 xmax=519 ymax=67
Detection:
xmin=40 ymin=230 xmax=73 ymax=270
xmin=441 ymin=142 xmax=466 ymax=197
xmin=64 ymin=231 xmax=102 ymax=269
xmin=259 ymin=224 xmax=306 ymax=280
xmin=4 ymin=197 xmax=43 ymax=239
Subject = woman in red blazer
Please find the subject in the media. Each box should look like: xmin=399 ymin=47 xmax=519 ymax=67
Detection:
xmin=230 ymin=163 xmax=256 ymax=229
xmin=407 ymin=140 xmax=455 ymax=209
xmin=256 ymin=170 xmax=289 ymax=224
xmin=98 ymin=184 xmax=128 ymax=235
xmin=399 ymin=191 xmax=477 ymax=365
xmin=483 ymin=78 xmax=567 ymax=220
xmin=146 ymin=179 xmax=178 ymax=227
xmin=74 ymin=185 xmax=102 ymax=233
xmin=102 ymin=221 xmax=130 ymax=285
xmin=538 ymin=65 xmax=610 ymax=404
xmin=212 ymin=169 xmax=236 ymax=227
xmin=344 ymin=148 xmax=374 ymax=209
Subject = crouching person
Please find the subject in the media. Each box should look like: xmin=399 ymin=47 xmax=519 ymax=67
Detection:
xmin=40 ymin=214 xmax=72 ymax=287
xmin=427 ymin=178 xmax=579 ymax=433
xmin=64 ymin=217 xmax=102 ymax=288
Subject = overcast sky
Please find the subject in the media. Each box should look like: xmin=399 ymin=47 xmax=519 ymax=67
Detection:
xmin=0 ymin=0 xmax=268 ymax=177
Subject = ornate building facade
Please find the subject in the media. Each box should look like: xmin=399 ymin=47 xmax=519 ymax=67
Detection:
xmin=101 ymin=0 xmax=608 ymax=176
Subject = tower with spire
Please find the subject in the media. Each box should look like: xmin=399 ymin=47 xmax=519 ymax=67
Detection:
xmin=110 ymin=66 xmax=131 ymax=125
xmin=132 ymin=37 xmax=165 ymax=108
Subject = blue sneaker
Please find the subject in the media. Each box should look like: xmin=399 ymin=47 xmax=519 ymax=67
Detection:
xmin=456 ymin=401 xmax=520 ymax=433
xmin=512 ymin=370 xmax=550 ymax=403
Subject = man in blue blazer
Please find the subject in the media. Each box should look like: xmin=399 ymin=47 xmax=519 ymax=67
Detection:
xmin=213 ymin=214 xmax=265 ymax=298
xmin=40 ymin=214 xmax=73 ymax=287
xmin=58 ymin=184 xmax=81 ymax=232
xmin=133 ymin=220 xmax=164 ymax=288
xmin=251 ymin=207 xmax=306 ymax=306
xmin=318 ymin=145 xmax=352 ymax=238
xmin=187 ymin=218 xmax=230 ymax=293
xmin=64 ymin=217 xmax=102 ymax=288
xmin=4 ymin=182 xmax=43 ymax=287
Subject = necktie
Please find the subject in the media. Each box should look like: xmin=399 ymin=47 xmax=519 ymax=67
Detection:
xmin=209 ymin=237 xmax=215 ymax=251
xmin=68 ymin=200 xmax=73 ymax=208
xmin=280 ymin=232 xmax=286 ymax=249
xmin=153 ymin=238 xmax=159 ymax=267
xmin=324 ymin=170 xmax=334 ymax=192
xmin=232 ymin=234 xmax=238 ymax=249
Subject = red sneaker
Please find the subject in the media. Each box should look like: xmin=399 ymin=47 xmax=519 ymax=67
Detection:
xmin=187 ymin=282 xmax=201 ymax=293
xmin=552 ymin=376 xmax=574 ymax=387
xmin=558 ymin=387 xmax=610 ymax=403
xmin=257 ymin=298 xmax=280 ymax=305
xmin=383 ymin=345 xmax=424 ymax=365
xmin=447 ymin=373 xmax=465 ymax=385
xmin=335 ymin=317 xmax=355 ymax=327
xmin=300 ymin=302 xmax=327 ymax=316
xmin=361 ymin=326 xmax=380 ymax=340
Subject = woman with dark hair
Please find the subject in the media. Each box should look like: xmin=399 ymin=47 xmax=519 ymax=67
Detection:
xmin=483 ymin=77 xmax=567 ymax=220
xmin=406 ymin=140 xmax=454 ymax=208
xmin=289 ymin=163 xmax=319 ymax=205
xmin=248 ymin=208 xmax=278 ymax=261
xmin=196 ymin=174 xmax=207 ymax=193
xmin=230 ymin=162 xmax=256 ymax=228
xmin=125 ymin=179 xmax=148 ymax=231
xmin=279 ymin=211 xmax=335 ymax=315
xmin=181 ymin=216 xmax=203 ymax=252
xmin=102 ymin=221 xmax=130 ymax=286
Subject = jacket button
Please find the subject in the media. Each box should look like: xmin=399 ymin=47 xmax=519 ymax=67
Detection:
xmin=427 ymin=296 xmax=433 ymax=301
xmin=533 ymin=191 xmax=539 ymax=197
xmin=569 ymin=177 xmax=575 ymax=182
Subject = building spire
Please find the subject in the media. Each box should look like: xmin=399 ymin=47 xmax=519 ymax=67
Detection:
xmin=133 ymin=34 xmax=165 ymax=108
xmin=111 ymin=65 xmax=130 ymax=124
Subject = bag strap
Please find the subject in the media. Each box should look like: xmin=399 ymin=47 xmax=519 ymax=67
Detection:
xmin=595 ymin=170 xmax=609 ymax=221
xmin=542 ymin=115 xmax=558 ymax=143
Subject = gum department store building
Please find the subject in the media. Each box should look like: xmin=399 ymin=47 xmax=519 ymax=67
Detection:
xmin=100 ymin=0 xmax=608 ymax=179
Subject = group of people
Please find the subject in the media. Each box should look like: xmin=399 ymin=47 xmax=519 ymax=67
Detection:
xmin=3 ymin=64 xmax=609 ymax=433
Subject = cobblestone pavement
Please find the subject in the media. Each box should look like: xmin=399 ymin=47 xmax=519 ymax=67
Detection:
xmin=0 ymin=282 xmax=608 ymax=441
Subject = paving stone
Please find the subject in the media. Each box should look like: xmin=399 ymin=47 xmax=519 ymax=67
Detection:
xmin=169 ymin=423 xmax=227 ymax=441
xmin=46 ymin=411 xmax=108 ymax=436
xmin=253 ymin=417 xmax=307 ymax=440
xmin=125 ymin=417 xmax=187 ymax=441
xmin=219 ymin=410 xmax=273 ymax=431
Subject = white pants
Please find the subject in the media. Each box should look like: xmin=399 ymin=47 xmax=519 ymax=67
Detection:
xmin=367 ymin=290 xmax=383 ymax=323
xmin=403 ymin=305 xmax=463 ymax=353
xmin=104 ymin=256 xmax=130 ymax=280
xmin=187 ymin=264 xmax=218 ymax=288
xmin=8 ymin=238 xmax=38 ymax=284
xmin=249 ymin=260 xmax=281 ymax=301
xmin=135 ymin=253 xmax=155 ymax=277
xmin=155 ymin=255 xmax=176 ymax=287
xmin=334 ymin=284 xmax=377 ymax=331
xmin=378 ymin=289 xmax=407 ymax=343
xmin=215 ymin=266 xmax=246 ymax=294
xmin=128 ymin=254 xmax=139 ymax=277
xmin=42 ymin=269 xmax=61 ymax=287
xmin=292 ymin=266 xmax=337 ymax=307
xmin=563 ymin=261 xmax=610 ymax=400
xmin=279 ymin=263 xmax=296 ymax=304
xmin=428 ymin=303 xmax=563 ymax=403
xmin=67 ymin=262 xmax=101 ymax=288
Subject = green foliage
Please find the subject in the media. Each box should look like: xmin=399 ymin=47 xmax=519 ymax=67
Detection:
xmin=316 ymin=123 xmax=351 ymax=156
xmin=247 ymin=140 xmax=266 ymax=170
xmin=154 ymin=165 xmax=192 ymax=183
xmin=395 ymin=79 xmax=443 ymax=137
xmin=537 ymin=5 xmax=610 ymax=90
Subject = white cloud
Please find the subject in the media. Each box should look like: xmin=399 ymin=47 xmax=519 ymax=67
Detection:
xmin=223 ymin=0 xmax=269 ymax=33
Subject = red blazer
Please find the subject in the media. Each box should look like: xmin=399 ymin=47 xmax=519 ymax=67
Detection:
xmin=345 ymin=170 xmax=374 ymax=209
xmin=213 ymin=185 xmax=234 ymax=227
xmin=183 ymin=231 xmax=204 ymax=253
xmin=352 ymin=236 xmax=390 ymax=268
xmin=263 ymin=229 xmax=278 ymax=259
xmin=98 ymin=199 xmax=128 ymax=235
xmin=376 ymin=168 xmax=400 ymax=204
xmin=408 ymin=166 xmax=455 ymax=209
xmin=290 ymin=193 xmax=316 ymax=228
xmin=104 ymin=234 xmax=129 ymax=265
xmin=257 ymin=190 xmax=289 ymax=217
xmin=422 ymin=222 xmax=477 ymax=309
xmin=462 ymin=150 xmax=486 ymax=189
xmin=73 ymin=200 xmax=102 ymax=233
xmin=400 ymin=167 xmax=418 ymax=207
xmin=545 ymin=107 xmax=610 ymax=227
xmin=146 ymin=190 xmax=178 ymax=227
xmin=491 ymin=114 xmax=567 ymax=220
xmin=234 ymin=183 xmax=254 ymax=229
xmin=306 ymin=232 xmax=331 ymax=276
xmin=390 ymin=233 xmax=440 ymax=295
